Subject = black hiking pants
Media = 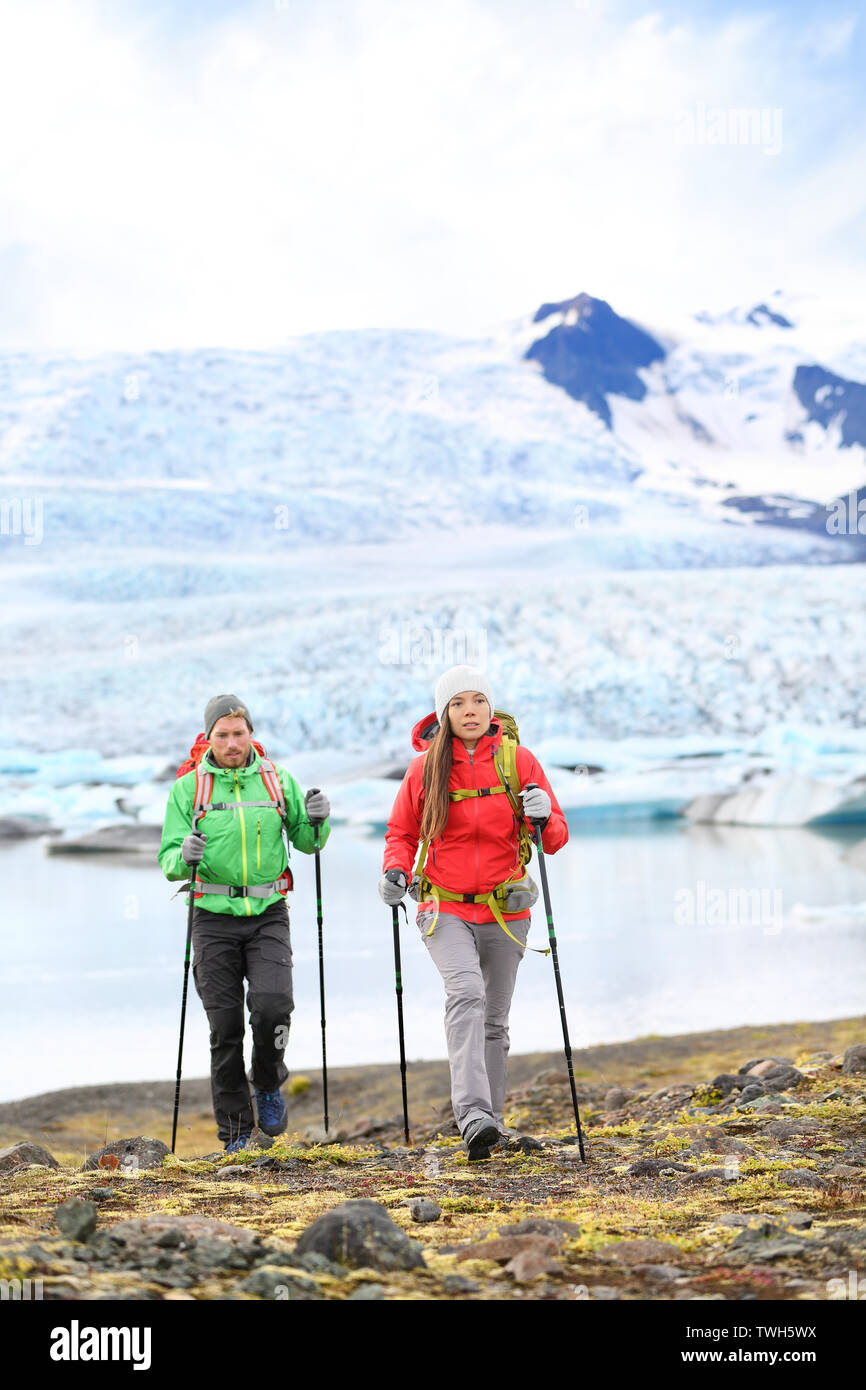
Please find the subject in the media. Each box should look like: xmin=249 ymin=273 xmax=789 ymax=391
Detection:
xmin=190 ymin=899 xmax=293 ymax=1145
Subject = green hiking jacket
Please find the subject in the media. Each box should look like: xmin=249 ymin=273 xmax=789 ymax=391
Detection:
xmin=158 ymin=748 xmax=330 ymax=917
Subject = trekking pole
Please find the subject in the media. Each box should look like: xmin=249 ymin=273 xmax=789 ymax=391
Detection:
xmin=308 ymin=789 xmax=329 ymax=1135
xmin=525 ymin=784 xmax=587 ymax=1163
xmin=385 ymin=871 xmax=411 ymax=1145
xmin=171 ymin=862 xmax=196 ymax=1154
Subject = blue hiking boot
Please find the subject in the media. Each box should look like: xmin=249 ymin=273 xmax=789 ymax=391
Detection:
xmin=224 ymin=1134 xmax=252 ymax=1155
xmin=255 ymin=1088 xmax=288 ymax=1136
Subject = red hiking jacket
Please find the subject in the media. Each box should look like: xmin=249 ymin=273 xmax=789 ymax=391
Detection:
xmin=383 ymin=712 xmax=569 ymax=925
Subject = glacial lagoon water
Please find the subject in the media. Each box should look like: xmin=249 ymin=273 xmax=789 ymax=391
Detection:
xmin=1 ymin=820 xmax=865 ymax=1103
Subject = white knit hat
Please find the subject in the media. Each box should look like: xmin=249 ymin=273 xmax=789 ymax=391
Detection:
xmin=435 ymin=666 xmax=494 ymax=724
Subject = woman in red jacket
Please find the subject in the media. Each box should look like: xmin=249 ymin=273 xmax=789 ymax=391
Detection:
xmin=379 ymin=665 xmax=568 ymax=1160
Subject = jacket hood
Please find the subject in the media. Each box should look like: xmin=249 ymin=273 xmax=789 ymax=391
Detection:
xmin=411 ymin=711 xmax=502 ymax=753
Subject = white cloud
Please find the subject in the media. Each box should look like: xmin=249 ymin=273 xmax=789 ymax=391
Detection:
xmin=0 ymin=0 xmax=863 ymax=349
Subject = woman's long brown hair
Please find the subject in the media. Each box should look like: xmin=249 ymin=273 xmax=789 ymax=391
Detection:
xmin=419 ymin=712 xmax=454 ymax=844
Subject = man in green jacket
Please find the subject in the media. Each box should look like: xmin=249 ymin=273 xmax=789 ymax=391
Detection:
xmin=159 ymin=694 xmax=331 ymax=1152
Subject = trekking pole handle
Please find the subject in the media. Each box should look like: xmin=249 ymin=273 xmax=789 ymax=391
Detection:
xmin=523 ymin=781 xmax=546 ymax=828
xmin=306 ymin=786 xmax=326 ymax=826
xmin=385 ymin=869 xmax=407 ymax=885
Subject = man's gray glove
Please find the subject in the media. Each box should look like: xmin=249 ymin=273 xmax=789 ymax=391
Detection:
xmin=520 ymin=784 xmax=551 ymax=823
xmin=378 ymin=870 xmax=407 ymax=904
xmin=305 ymin=788 xmax=330 ymax=823
xmin=181 ymin=830 xmax=207 ymax=865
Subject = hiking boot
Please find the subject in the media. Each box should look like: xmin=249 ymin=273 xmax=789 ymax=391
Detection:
xmin=224 ymin=1134 xmax=252 ymax=1154
xmin=462 ymin=1118 xmax=499 ymax=1162
xmin=255 ymin=1088 xmax=288 ymax=1136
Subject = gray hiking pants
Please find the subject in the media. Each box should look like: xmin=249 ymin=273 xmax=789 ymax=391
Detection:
xmin=417 ymin=909 xmax=529 ymax=1135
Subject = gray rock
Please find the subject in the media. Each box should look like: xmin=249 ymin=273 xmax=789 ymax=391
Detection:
xmin=216 ymin=1165 xmax=248 ymax=1181
xmin=710 ymin=1073 xmax=753 ymax=1096
xmin=738 ymin=1057 xmax=794 ymax=1074
xmin=238 ymin=1266 xmax=320 ymax=1299
xmin=763 ymin=1119 xmax=821 ymax=1139
xmin=515 ymin=1135 xmax=544 ymax=1152
xmin=589 ymin=1285 xmax=621 ymax=1299
xmin=406 ymin=1198 xmax=441 ymax=1223
xmin=722 ymin=1210 xmax=814 ymax=1231
xmin=627 ymin=1157 xmax=692 ymax=1176
xmin=738 ymin=1084 xmax=766 ymax=1105
xmin=347 ymin=1283 xmax=385 ymax=1300
xmin=250 ymin=1154 xmax=302 ymax=1171
xmin=604 ymin=1087 xmax=636 ymax=1110
xmin=688 ymin=1135 xmax=755 ymax=1156
xmin=443 ymin=1274 xmax=481 ymax=1294
xmin=781 ymin=1211 xmax=815 ymax=1229
xmin=55 ymin=1198 xmax=98 ymax=1242
xmin=0 ymin=1140 xmax=60 ymax=1171
xmin=293 ymin=1199 xmax=426 ymax=1273
xmin=842 ymin=1045 xmax=866 ymax=1075
xmin=82 ymin=1136 xmax=169 ymax=1172
xmin=102 ymin=1215 xmax=264 ymax=1272
xmin=776 ymin=1169 xmax=825 ymax=1189
xmin=822 ymin=1088 xmax=846 ymax=1101
xmin=760 ymin=1066 xmax=804 ymax=1092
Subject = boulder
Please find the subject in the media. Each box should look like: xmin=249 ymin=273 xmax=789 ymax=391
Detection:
xmin=82 ymin=1136 xmax=170 ymax=1172
xmin=760 ymin=1066 xmax=804 ymax=1092
xmin=688 ymin=1134 xmax=754 ymax=1156
xmin=293 ymin=1200 xmax=425 ymax=1273
xmin=744 ymin=1058 xmax=793 ymax=1078
xmin=0 ymin=1141 xmax=59 ymax=1171
xmin=55 ymin=1198 xmax=98 ymax=1242
xmin=710 ymin=1073 xmax=752 ymax=1096
xmin=842 ymin=1045 xmax=866 ymax=1075
xmin=604 ymin=1087 xmax=637 ymax=1110
xmin=405 ymin=1198 xmax=441 ymax=1223
xmin=775 ymin=1169 xmax=825 ymax=1189
xmin=627 ymin=1157 xmax=692 ymax=1176
xmin=763 ymin=1119 xmax=821 ymax=1140
xmin=443 ymin=1274 xmax=480 ymax=1294
xmin=98 ymin=1215 xmax=264 ymax=1271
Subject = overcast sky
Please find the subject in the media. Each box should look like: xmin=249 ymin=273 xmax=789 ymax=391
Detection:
xmin=1 ymin=0 xmax=864 ymax=350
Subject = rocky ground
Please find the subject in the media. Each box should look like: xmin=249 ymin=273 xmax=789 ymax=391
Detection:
xmin=1 ymin=1016 xmax=865 ymax=1302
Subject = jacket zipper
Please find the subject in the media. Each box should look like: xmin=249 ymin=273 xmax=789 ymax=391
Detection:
xmin=256 ymin=818 xmax=261 ymax=870
xmin=234 ymin=770 xmax=251 ymax=917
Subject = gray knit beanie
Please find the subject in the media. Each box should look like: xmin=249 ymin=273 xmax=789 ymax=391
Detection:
xmin=435 ymin=666 xmax=493 ymax=724
xmin=204 ymin=694 xmax=254 ymax=738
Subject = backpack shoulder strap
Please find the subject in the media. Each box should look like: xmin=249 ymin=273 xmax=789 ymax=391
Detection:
xmin=258 ymin=757 xmax=286 ymax=817
xmin=494 ymin=734 xmax=523 ymax=818
xmin=192 ymin=763 xmax=214 ymax=827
